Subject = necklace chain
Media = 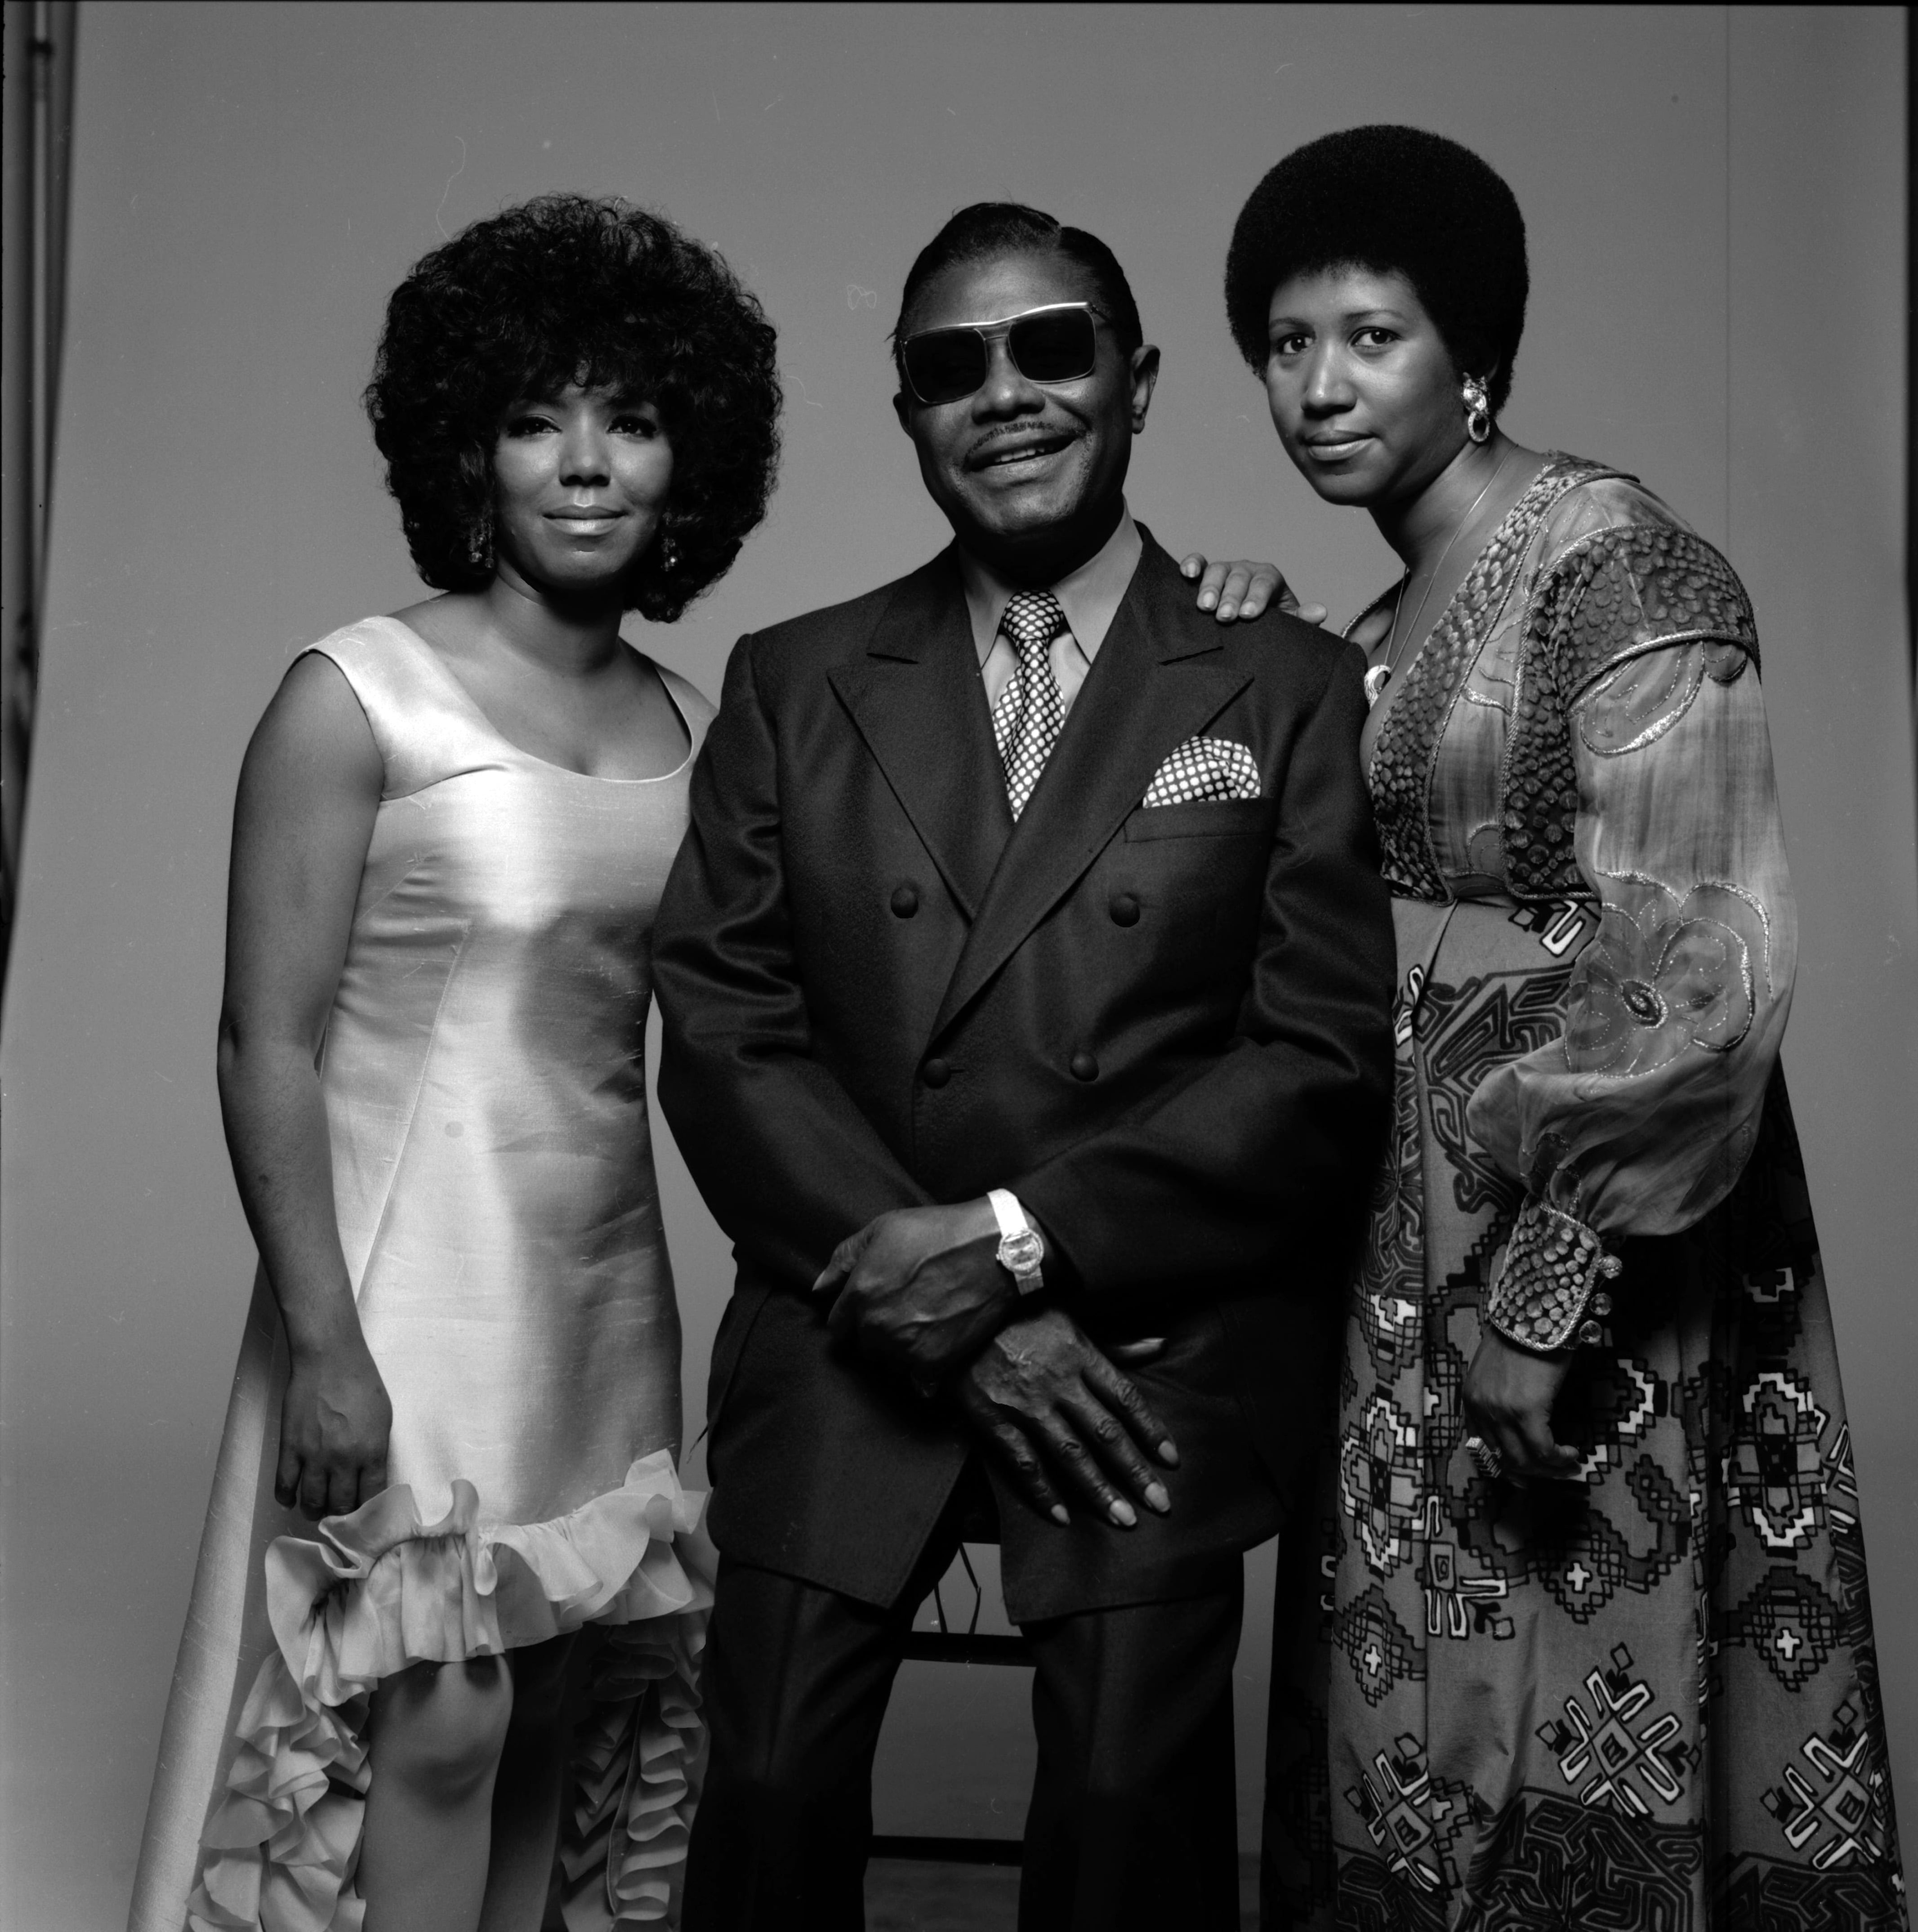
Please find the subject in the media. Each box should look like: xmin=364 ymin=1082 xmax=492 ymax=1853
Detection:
xmin=1370 ymin=448 xmax=1517 ymax=702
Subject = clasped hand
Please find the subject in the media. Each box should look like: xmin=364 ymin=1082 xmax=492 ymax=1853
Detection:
xmin=814 ymin=1202 xmax=1180 ymax=1528
xmin=813 ymin=1199 xmax=1015 ymax=1380
xmin=1461 ymin=1330 xmax=1580 ymax=1483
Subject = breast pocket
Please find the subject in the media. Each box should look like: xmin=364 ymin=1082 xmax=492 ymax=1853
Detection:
xmin=1121 ymin=797 xmax=1280 ymax=843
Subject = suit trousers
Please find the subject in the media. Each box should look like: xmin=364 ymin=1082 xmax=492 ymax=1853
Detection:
xmin=680 ymin=1468 xmax=1245 ymax=1932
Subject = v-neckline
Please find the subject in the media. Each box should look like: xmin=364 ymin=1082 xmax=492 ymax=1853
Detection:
xmin=1358 ymin=454 xmax=1582 ymax=775
xmin=1360 ymin=454 xmax=1616 ymax=900
xmin=1356 ymin=453 xmax=1560 ymax=772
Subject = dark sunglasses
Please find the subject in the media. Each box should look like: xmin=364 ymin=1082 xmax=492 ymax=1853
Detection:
xmin=898 ymin=301 xmax=1108 ymax=407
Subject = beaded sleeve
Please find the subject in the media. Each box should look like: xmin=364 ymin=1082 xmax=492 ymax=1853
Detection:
xmin=1467 ymin=520 xmax=1796 ymax=1348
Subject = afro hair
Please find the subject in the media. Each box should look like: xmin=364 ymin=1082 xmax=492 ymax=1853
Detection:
xmin=1225 ymin=125 xmax=1528 ymax=414
xmin=366 ymin=194 xmax=781 ymax=622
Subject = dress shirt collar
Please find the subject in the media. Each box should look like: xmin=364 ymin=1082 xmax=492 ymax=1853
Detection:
xmin=957 ymin=502 xmax=1143 ymax=664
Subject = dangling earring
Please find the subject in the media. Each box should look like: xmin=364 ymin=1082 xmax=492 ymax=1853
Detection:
xmin=659 ymin=532 xmax=680 ymax=573
xmin=1462 ymin=375 xmax=1493 ymax=445
xmin=467 ymin=506 xmax=494 ymax=571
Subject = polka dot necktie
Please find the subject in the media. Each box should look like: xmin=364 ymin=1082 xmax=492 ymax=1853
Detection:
xmin=991 ymin=589 xmax=1068 ymax=820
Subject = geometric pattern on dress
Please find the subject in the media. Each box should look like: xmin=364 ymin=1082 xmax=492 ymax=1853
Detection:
xmin=990 ymin=589 xmax=1067 ymax=821
xmin=1762 ymin=1699 xmax=1898 ymax=1874
xmin=1340 ymin=1391 xmax=1423 ymax=1577
xmin=1724 ymin=1369 xmax=1829 ymax=1551
xmin=1307 ymin=466 xmax=1910 ymax=1927
xmin=1715 ymin=1859 xmax=1911 ymax=1932
xmin=1344 ymin=1732 xmax=1474 ymax=1900
xmin=1536 ymin=1644 xmax=1691 ymax=1816
xmin=1417 ymin=1494 xmax=1512 ymax=1641
xmin=1531 ymin=1504 xmax=1637 ymax=1625
xmin=1335 ymin=1584 xmax=1425 ymax=1708
xmin=1726 ymin=1564 xmax=1842 ymax=1694
xmin=1418 ymin=967 xmax=1578 ymax=1217
xmin=1139 ymin=734 xmax=1262 ymax=808
xmin=1354 ymin=1047 xmax=1425 ymax=1383
xmin=1566 ymin=1356 xmax=1661 ymax=1486
xmin=1462 ymin=1790 xmax=1704 ymax=1930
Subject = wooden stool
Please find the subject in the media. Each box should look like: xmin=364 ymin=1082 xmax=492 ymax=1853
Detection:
xmin=870 ymin=1491 xmax=1030 ymax=1868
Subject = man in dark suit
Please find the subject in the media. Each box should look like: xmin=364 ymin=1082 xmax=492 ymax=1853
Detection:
xmin=654 ymin=202 xmax=1394 ymax=1931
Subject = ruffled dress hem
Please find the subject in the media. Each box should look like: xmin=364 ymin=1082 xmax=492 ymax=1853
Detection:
xmin=186 ymin=1450 xmax=713 ymax=1932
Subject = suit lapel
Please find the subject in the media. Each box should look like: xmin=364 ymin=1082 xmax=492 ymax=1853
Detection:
xmin=828 ymin=552 xmax=1011 ymax=921
xmin=930 ymin=542 xmax=1251 ymax=1041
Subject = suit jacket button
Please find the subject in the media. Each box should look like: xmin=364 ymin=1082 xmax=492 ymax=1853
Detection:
xmin=890 ymin=883 xmax=919 ymax=918
xmin=922 ymin=1057 xmax=951 ymax=1089
xmin=1069 ymin=1051 xmax=1099 ymax=1082
xmin=1109 ymin=892 xmax=1140 ymax=927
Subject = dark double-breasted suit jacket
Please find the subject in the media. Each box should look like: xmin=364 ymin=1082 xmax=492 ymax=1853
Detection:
xmin=652 ymin=532 xmax=1395 ymax=1623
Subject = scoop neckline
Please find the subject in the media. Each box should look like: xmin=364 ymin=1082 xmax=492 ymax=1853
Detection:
xmin=370 ymin=613 xmax=696 ymax=785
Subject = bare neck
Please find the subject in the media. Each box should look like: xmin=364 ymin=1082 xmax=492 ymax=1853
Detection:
xmin=1372 ymin=433 xmax=1526 ymax=576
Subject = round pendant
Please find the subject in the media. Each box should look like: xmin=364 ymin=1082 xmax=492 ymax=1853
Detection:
xmin=1364 ymin=663 xmax=1392 ymax=707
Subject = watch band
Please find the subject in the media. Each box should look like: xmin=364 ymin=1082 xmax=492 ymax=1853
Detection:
xmin=987 ymin=1188 xmax=1046 ymax=1296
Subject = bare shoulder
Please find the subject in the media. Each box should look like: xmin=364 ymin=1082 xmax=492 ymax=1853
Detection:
xmin=241 ymin=649 xmax=382 ymax=800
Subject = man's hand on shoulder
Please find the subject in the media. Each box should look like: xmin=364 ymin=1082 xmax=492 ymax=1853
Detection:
xmin=813 ymin=1199 xmax=1016 ymax=1381
xmin=955 ymin=1309 xmax=1179 ymax=1529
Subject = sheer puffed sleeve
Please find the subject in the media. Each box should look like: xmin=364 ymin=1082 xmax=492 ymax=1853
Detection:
xmin=1465 ymin=521 xmax=1795 ymax=1350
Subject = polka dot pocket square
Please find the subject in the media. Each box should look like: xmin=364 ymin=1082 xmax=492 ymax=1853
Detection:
xmin=1140 ymin=736 xmax=1263 ymax=808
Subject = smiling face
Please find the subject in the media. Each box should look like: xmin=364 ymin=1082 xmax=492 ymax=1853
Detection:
xmin=1262 ymin=264 xmax=1468 ymax=511
xmin=894 ymin=250 xmax=1157 ymax=577
xmin=489 ymin=383 xmax=674 ymax=602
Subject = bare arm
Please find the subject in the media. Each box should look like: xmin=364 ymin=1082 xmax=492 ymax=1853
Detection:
xmin=218 ymin=650 xmax=388 ymax=1519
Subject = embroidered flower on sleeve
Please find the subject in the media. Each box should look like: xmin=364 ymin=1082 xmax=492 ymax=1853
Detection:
xmin=1566 ymin=878 xmax=1765 ymax=1076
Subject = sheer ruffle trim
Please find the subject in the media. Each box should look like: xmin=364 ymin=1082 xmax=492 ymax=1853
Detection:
xmin=188 ymin=1450 xmax=712 ymax=1932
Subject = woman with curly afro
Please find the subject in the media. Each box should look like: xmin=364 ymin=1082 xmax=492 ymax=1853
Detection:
xmin=1226 ymin=127 xmax=1905 ymax=1928
xmin=131 ymin=194 xmax=781 ymax=1932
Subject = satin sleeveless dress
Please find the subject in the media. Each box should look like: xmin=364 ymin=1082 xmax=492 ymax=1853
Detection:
xmin=130 ymin=616 xmax=717 ymax=1932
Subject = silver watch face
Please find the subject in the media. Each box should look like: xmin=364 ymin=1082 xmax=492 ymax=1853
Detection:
xmin=998 ymin=1229 xmax=1044 ymax=1277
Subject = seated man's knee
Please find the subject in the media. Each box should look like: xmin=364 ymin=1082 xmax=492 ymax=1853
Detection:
xmin=372 ymin=1655 xmax=513 ymax=1803
xmin=708 ymin=1730 xmax=841 ymax=1833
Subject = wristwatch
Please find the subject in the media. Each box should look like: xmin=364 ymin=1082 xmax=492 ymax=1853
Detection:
xmin=987 ymin=1188 xmax=1046 ymax=1296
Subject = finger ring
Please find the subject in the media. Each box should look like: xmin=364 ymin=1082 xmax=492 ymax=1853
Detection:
xmin=1464 ymin=1433 xmax=1504 ymax=1481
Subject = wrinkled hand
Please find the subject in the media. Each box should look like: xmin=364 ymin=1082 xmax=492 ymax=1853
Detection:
xmin=277 ymin=1330 xmax=393 ymax=1520
xmin=814 ymin=1200 xmax=1015 ymax=1382
xmin=1462 ymin=1330 xmax=1579 ymax=1482
xmin=955 ymin=1307 xmax=1179 ymax=1529
xmin=1179 ymin=553 xmax=1329 ymax=627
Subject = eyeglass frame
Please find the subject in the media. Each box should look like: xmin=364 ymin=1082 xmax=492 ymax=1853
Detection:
xmin=895 ymin=300 xmax=1116 ymax=408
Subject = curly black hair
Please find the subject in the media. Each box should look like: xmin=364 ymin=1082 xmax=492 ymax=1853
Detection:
xmin=1225 ymin=126 xmax=1528 ymax=414
xmin=366 ymin=194 xmax=781 ymax=621
xmin=892 ymin=202 xmax=1144 ymax=374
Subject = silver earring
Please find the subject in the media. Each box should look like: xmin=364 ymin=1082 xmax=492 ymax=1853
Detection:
xmin=660 ymin=533 xmax=679 ymax=573
xmin=467 ymin=508 xmax=494 ymax=570
xmin=1462 ymin=376 xmax=1493 ymax=445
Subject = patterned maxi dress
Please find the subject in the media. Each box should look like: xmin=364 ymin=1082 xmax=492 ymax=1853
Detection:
xmin=1263 ymin=456 xmax=1906 ymax=1929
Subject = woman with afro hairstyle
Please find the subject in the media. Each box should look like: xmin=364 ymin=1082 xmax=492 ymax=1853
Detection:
xmin=1226 ymin=128 xmax=1905 ymax=1927
xmin=131 ymin=194 xmax=780 ymax=1932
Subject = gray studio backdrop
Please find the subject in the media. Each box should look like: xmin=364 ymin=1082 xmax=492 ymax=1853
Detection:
xmin=2 ymin=5 xmax=1913 ymax=1925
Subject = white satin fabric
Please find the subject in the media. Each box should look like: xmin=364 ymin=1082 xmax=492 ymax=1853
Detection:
xmin=317 ymin=617 xmax=701 ymax=1524
xmin=130 ymin=616 xmax=714 ymax=1932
